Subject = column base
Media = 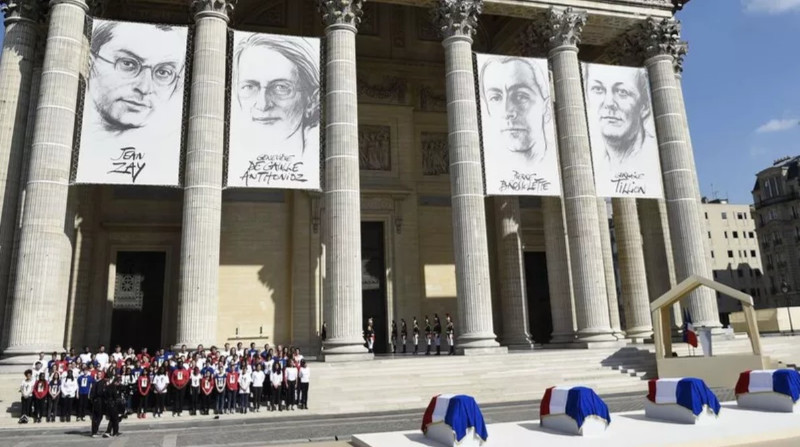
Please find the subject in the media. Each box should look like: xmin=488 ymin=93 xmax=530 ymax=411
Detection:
xmin=543 ymin=340 xmax=629 ymax=350
xmin=323 ymin=337 xmax=370 ymax=355
xmin=501 ymin=334 xmax=534 ymax=349
xmin=321 ymin=352 xmax=374 ymax=362
xmin=626 ymin=336 xmax=654 ymax=344
xmin=457 ymin=332 xmax=500 ymax=349
xmin=457 ymin=346 xmax=509 ymax=356
xmin=576 ymin=329 xmax=618 ymax=342
xmin=612 ymin=331 xmax=627 ymax=340
xmin=505 ymin=342 xmax=535 ymax=351
xmin=549 ymin=332 xmax=577 ymax=344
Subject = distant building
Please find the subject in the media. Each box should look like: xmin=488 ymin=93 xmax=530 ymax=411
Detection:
xmin=702 ymin=199 xmax=765 ymax=323
xmin=752 ymin=156 xmax=800 ymax=308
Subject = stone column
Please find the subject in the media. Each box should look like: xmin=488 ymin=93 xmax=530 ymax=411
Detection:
xmin=433 ymin=0 xmax=500 ymax=351
xmin=175 ymin=0 xmax=235 ymax=348
xmin=638 ymin=199 xmax=682 ymax=332
xmin=493 ymin=197 xmax=533 ymax=348
xmin=543 ymin=8 xmax=614 ymax=342
xmin=612 ymin=198 xmax=652 ymax=340
xmin=4 ymin=0 xmax=88 ymax=356
xmin=596 ymin=198 xmax=623 ymax=338
xmin=0 ymin=0 xmax=44 ymax=348
xmin=542 ymin=197 xmax=576 ymax=343
xmin=638 ymin=18 xmax=719 ymax=329
xmin=318 ymin=0 xmax=370 ymax=359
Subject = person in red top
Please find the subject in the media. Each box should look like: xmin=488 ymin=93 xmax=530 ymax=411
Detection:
xmin=170 ymin=367 xmax=189 ymax=416
xmin=137 ymin=348 xmax=151 ymax=369
xmin=136 ymin=372 xmax=151 ymax=419
xmin=200 ymin=371 xmax=214 ymax=415
xmin=32 ymin=373 xmax=49 ymax=423
xmin=225 ymin=369 xmax=239 ymax=414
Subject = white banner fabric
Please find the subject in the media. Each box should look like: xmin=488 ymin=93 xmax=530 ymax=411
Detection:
xmin=475 ymin=53 xmax=561 ymax=196
xmin=76 ymin=19 xmax=187 ymax=186
xmin=227 ymin=31 xmax=321 ymax=190
xmin=583 ymin=63 xmax=664 ymax=199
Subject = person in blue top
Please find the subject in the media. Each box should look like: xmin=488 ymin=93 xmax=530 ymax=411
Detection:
xmin=77 ymin=367 xmax=95 ymax=422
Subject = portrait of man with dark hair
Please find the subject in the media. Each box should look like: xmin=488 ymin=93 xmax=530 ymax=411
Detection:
xmin=228 ymin=32 xmax=321 ymax=190
xmin=76 ymin=19 xmax=187 ymax=186
xmin=583 ymin=63 xmax=663 ymax=198
xmin=476 ymin=54 xmax=561 ymax=196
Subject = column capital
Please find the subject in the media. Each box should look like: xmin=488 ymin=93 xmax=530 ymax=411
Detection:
xmin=543 ymin=7 xmax=587 ymax=51
xmin=433 ymin=0 xmax=483 ymax=41
xmin=637 ymin=17 xmax=682 ymax=62
xmin=673 ymin=40 xmax=688 ymax=74
xmin=2 ymin=0 xmax=46 ymax=25
xmin=190 ymin=0 xmax=237 ymax=23
xmin=317 ymin=0 xmax=365 ymax=31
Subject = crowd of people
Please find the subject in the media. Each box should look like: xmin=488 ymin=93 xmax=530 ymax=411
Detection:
xmin=17 ymin=342 xmax=311 ymax=436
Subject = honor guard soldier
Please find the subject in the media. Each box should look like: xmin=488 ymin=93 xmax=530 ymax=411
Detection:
xmin=365 ymin=324 xmax=375 ymax=353
xmin=136 ymin=372 xmax=151 ymax=418
xmin=446 ymin=313 xmax=455 ymax=355
xmin=433 ymin=314 xmax=442 ymax=356
xmin=391 ymin=321 xmax=398 ymax=354
xmin=400 ymin=319 xmax=408 ymax=354
xmin=424 ymin=316 xmax=432 ymax=355
xmin=412 ymin=318 xmax=420 ymax=355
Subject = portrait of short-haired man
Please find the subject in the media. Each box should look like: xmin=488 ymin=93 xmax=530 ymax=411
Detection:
xmin=76 ymin=19 xmax=187 ymax=186
xmin=477 ymin=54 xmax=560 ymax=196
xmin=583 ymin=63 xmax=663 ymax=198
xmin=228 ymin=32 xmax=321 ymax=189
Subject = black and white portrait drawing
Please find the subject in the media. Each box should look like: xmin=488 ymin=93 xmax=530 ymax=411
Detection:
xmin=583 ymin=63 xmax=663 ymax=198
xmin=476 ymin=54 xmax=561 ymax=196
xmin=76 ymin=19 xmax=187 ymax=185
xmin=227 ymin=31 xmax=321 ymax=190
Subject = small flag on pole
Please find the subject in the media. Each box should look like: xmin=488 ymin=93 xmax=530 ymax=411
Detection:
xmin=682 ymin=309 xmax=698 ymax=348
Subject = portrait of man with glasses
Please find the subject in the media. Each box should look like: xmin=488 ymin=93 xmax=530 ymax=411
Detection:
xmin=228 ymin=32 xmax=321 ymax=190
xmin=76 ymin=19 xmax=187 ymax=186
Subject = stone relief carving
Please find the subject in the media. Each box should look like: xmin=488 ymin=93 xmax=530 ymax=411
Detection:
xmin=191 ymin=0 xmax=238 ymax=21
xmin=317 ymin=0 xmax=364 ymax=28
xmin=357 ymin=75 xmax=407 ymax=104
xmin=544 ymin=7 xmax=587 ymax=49
xmin=1 ymin=0 xmax=45 ymax=22
xmin=637 ymin=17 xmax=682 ymax=61
xmin=673 ymin=40 xmax=688 ymax=74
xmin=419 ymin=85 xmax=447 ymax=112
xmin=359 ymin=125 xmax=391 ymax=171
xmin=421 ymin=132 xmax=449 ymax=176
xmin=432 ymin=0 xmax=483 ymax=39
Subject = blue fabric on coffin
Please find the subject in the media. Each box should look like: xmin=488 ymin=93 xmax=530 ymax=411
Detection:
xmin=676 ymin=378 xmax=721 ymax=416
xmin=773 ymin=369 xmax=800 ymax=402
xmin=443 ymin=395 xmax=489 ymax=442
xmin=565 ymin=387 xmax=611 ymax=429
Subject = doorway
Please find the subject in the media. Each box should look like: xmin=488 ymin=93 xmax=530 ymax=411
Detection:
xmin=361 ymin=221 xmax=388 ymax=354
xmin=523 ymin=252 xmax=553 ymax=344
xmin=110 ymin=251 xmax=166 ymax=352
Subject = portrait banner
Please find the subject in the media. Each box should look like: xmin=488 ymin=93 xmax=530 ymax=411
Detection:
xmin=475 ymin=53 xmax=561 ymax=197
xmin=227 ymin=31 xmax=321 ymax=190
xmin=75 ymin=19 xmax=188 ymax=186
xmin=583 ymin=63 xmax=664 ymax=199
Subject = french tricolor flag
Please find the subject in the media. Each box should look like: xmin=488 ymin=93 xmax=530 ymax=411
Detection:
xmin=540 ymin=386 xmax=610 ymax=429
xmin=682 ymin=309 xmax=698 ymax=348
xmin=647 ymin=378 xmax=721 ymax=416
xmin=735 ymin=369 xmax=800 ymax=402
xmin=421 ymin=394 xmax=488 ymax=443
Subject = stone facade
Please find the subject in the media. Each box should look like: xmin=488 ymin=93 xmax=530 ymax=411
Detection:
xmin=0 ymin=0 xmax=710 ymax=359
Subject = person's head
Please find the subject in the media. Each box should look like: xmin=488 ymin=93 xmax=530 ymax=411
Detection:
xmin=250 ymin=342 xmax=256 ymax=349
xmin=51 ymin=372 xmax=60 ymax=382
xmin=288 ymin=359 xmax=294 ymax=368
xmin=24 ymin=369 xmax=32 ymax=380
xmin=98 ymin=345 xmax=106 ymax=353
xmin=69 ymin=347 xmax=76 ymax=355
xmin=224 ymin=343 xmax=230 ymax=350
xmin=114 ymin=345 xmax=121 ymax=353
xmin=180 ymin=344 xmax=187 ymax=352
xmin=255 ymin=363 xmax=262 ymax=371
xmin=38 ymin=373 xmax=46 ymax=381
xmin=236 ymin=342 xmax=243 ymax=350
xmin=60 ymin=352 xmax=66 ymax=360
xmin=300 ymin=359 xmax=306 ymax=368
xmin=233 ymin=34 xmax=320 ymax=149
xmin=51 ymin=351 xmax=57 ymax=360
xmin=84 ymin=346 xmax=90 ymax=353
xmin=480 ymin=56 xmax=551 ymax=158
xmin=141 ymin=347 xmax=148 ymax=354
xmin=67 ymin=370 xmax=74 ymax=380
xmin=267 ymin=348 xmax=274 ymax=357
xmin=88 ymin=21 xmax=185 ymax=132
xmin=158 ymin=367 xmax=165 ymax=375
xmin=584 ymin=65 xmax=651 ymax=154
xmin=38 ymin=351 xmax=45 ymax=359
xmin=197 ymin=344 xmax=204 ymax=352
xmin=34 ymin=361 xmax=42 ymax=370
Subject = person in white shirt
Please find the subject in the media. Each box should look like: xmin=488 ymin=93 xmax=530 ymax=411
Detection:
xmin=60 ymin=370 xmax=78 ymax=422
xmin=235 ymin=342 xmax=244 ymax=359
xmin=79 ymin=347 xmax=93 ymax=365
xmin=190 ymin=368 xmax=202 ymax=416
xmin=238 ymin=371 xmax=252 ymax=414
xmin=298 ymin=360 xmax=310 ymax=410
xmin=110 ymin=345 xmax=124 ymax=364
xmin=284 ymin=359 xmax=299 ymax=411
xmin=19 ymin=369 xmax=35 ymax=423
xmin=95 ymin=346 xmax=109 ymax=370
xmin=269 ymin=363 xmax=283 ymax=411
xmin=32 ymin=361 xmax=45 ymax=380
xmin=251 ymin=363 xmax=266 ymax=412
xmin=32 ymin=352 xmax=46 ymax=371
xmin=152 ymin=368 xmax=169 ymax=418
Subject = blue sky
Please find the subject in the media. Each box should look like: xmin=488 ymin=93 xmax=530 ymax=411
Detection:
xmin=1 ymin=0 xmax=798 ymax=205
xmin=678 ymin=0 xmax=800 ymax=203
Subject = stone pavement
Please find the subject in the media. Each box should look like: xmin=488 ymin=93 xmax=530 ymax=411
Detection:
xmin=0 ymin=389 xmax=735 ymax=447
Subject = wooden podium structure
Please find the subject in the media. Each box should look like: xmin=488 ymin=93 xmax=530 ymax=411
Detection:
xmin=651 ymin=275 xmax=772 ymax=387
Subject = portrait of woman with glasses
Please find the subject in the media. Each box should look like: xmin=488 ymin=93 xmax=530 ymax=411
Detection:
xmin=228 ymin=32 xmax=321 ymax=190
xmin=76 ymin=19 xmax=187 ymax=186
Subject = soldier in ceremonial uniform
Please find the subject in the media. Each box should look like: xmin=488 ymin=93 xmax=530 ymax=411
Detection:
xmin=446 ymin=313 xmax=456 ymax=355
xmin=424 ymin=316 xmax=432 ymax=355
xmin=412 ymin=317 xmax=420 ymax=355
xmin=390 ymin=320 xmax=398 ymax=354
xmin=433 ymin=314 xmax=442 ymax=356
xmin=365 ymin=323 xmax=375 ymax=354
xmin=400 ymin=319 xmax=408 ymax=354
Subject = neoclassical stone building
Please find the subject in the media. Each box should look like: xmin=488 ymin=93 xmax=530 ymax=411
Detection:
xmin=0 ymin=0 xmax=718 ymax=361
